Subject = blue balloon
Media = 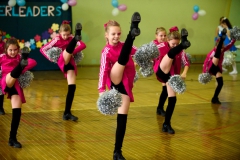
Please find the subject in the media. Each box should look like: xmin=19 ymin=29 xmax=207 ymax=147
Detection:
xmin=193 ymin=5 xmax=199 ymax=12
xmin=111 ymin=0 xmax=119 ymax=8
xmin=17 ymin=0 xmax=26 ymax=6
xmin=60 ymin=0 xmax=68 ymax=3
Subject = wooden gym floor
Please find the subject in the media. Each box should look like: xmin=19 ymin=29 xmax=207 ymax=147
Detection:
xmin=0 ymin=64 xmax=240 ymax=160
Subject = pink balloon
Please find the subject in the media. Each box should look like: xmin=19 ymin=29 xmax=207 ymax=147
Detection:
xmin=192 ymin=12 xmax=198 ymax=20
xmin=68 ymin=0 xmax=77 ymax=6
xmin=118 ymin=4 xmax=127 ymax=11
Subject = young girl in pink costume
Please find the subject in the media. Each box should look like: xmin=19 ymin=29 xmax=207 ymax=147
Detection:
xmin=98 ymin=12 xmax=141 ymax=160
xmin=202 ymin=29 xmax=236 ymax=104
xmin=0 ymin=30 xmax=5 ymax=115
xmin=154 ymin=27 xmax=190 ymax=117
xmin=40 ymin=21 xmax=86 ymax=121
xmin=153 ymin=27 xmax=191 ymax=134
xmin=0 ymin=38 xmax=37 ymax=148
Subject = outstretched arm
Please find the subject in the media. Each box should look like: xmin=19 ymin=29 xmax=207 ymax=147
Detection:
xmin=98 ymin=49 xmax=110 ymax=94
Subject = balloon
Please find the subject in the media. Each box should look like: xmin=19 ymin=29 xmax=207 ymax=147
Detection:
xmin=8 ymin=0 xmax=16 ymax=7
xmin=192 ymin=12 xmax=199 ymax=20
xmin=62 ymin=3 xmax=69 ymax=11
xmin=68 ymin=0 xmax=77 ymax=6
xmin=111 ymin=0 xmax=119 ymax=8
xmin=198 ymin=9 xmax=206 ymax=16
xmin=118 ymin=4 xmax=127 ymax=11
xmin=112 ymin=8 xmax=119 ymax=16
xmin=16 ymin=0 xmax=25 ymax=6
xmin=193 ymin=5 xmax=199 ymax=12
xmin=60 ymin=0 xmax=68 ymax=3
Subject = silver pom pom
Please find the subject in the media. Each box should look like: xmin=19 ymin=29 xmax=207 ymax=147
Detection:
xmin=230 ymin=26 xmax=240 ymax=40
xmin=97 ymin=88 xmax=122 ymax=115
xmin=46 ymin=47 xmax=62 ymax=63
xmin=222 ymin=51 xmax=235 ymax=66
xmin=168 ymin=75 xmax=186 ymax=94
xmin=139 ymin=61 xmax=154 ymax=77
xmin=18 ymin=71 xmax=34 ymax=88
xmin=134 ymin=71 xmax=139 ymax=83
xmin=0 ymin=70 xmax=2 ymax=78
xmin=134 ymin=41 xmax=159 ymax=76
xmin=198 ymin=73 xmax=212 ymax=84
xmin=74 ymin=52 xmax=84 ymax=65
xmin=146 ymin=41 xmax=160 ymax=60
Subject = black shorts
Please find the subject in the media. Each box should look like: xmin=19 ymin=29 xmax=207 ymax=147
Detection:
xmin=111 ymin=81 xmax=128 ymax=95
xmin=64 ymin=63 xmax=75 ymax=72
xmin=156 ymin=67 xmax=171 ymax=83
xmin=4 ymin=87 xmax=18 ymax=96
xmin=209 ymin=64 xmax=221 ymax=76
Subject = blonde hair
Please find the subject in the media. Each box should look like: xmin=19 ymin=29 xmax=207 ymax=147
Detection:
xmin=59 ymin=23 xmax=71 ymax=33
xmin=104 ymin=20 xmax=120 ymax=32
xmin=155 ymin=27 xmax=166 ymax=35
xmin=5 ymin=38 xmax=20 ymax=53
xmin=167 ymin=31 xmax=180 ymax=40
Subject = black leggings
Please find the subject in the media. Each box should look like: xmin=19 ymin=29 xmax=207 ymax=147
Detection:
xmin=111 ymin=81 xmax=128 ymax=96
xmin=64 ymin=63 xmax=75 ymax=72
xmin=5 ymin=87 xmax=18 ymax=97
xmin=156 ymin=67 xmax=171 ymax=83
xmin=209 ymin=64 xmax=221 ymax=76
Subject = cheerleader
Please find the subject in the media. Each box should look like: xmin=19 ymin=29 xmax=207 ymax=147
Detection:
xmin=98 ymin=12 xmax=141 ymax=160
xmin=0 ymin=30 xmax=5 ymax=115
xmin=153 ymin=27 xmax=190 ymax=116
xmin=40 ymin=21 xmax=86 ymax=121
xmin=202 ymin=28 xmax=236 ymax=104
xmin=221 ymin=18 xmax=238 ymax=75
xmin=0 ymin=38 xmax=37 ymax=148
xmin=153 ymin=27 xmax=191 ymax=134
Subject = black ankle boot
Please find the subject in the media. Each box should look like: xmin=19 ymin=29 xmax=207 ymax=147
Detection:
xmin=162 ymin=123 xmax=175 ymax=134
xmin=20 ymin=47 xmax=30 ymax=68
xmin=180 ymin=28 xmax=191 ymax=49
xmin=211 ymin=98 xmax=221 ymax=104
xmin=156 ymin=108 xmax=166 ymax=117
xmin=0 ymin=108 xmax=5 ymax=115
xmin=113 ymin=150 xmax=126 ymax=160
xmin=63 ymin=113 xmax=78 ymax=121
xmin=75 ymin=23 xmax=82 ymax=41
xmin=8 ymin=139 xmax=22 ymax=148
xmin=130 ymin=12 xmax=141 ymax=37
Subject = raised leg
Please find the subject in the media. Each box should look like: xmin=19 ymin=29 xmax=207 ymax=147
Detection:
xmin=110 ymin=12 xmax=141 ymax=85
xmin=63 ymin=23 xmax=82 ymax=65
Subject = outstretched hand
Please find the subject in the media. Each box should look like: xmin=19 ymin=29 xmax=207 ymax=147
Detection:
xmin=181 ymin=73 xmax=187 ymax=80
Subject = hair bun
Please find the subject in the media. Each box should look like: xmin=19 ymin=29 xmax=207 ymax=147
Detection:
xmin=62 ymin=20 xmax=71 ymax=24
xmin=169 ymin=26 xmax=179 ymax=32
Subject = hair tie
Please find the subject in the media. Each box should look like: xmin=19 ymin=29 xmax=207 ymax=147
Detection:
xmin=62 ymin=20 xmax=71 ymax=24
xmin=104 ymin=22 xmax=108 ymax=29
xmin=169 ymin=26 xmax=179 ymax=32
